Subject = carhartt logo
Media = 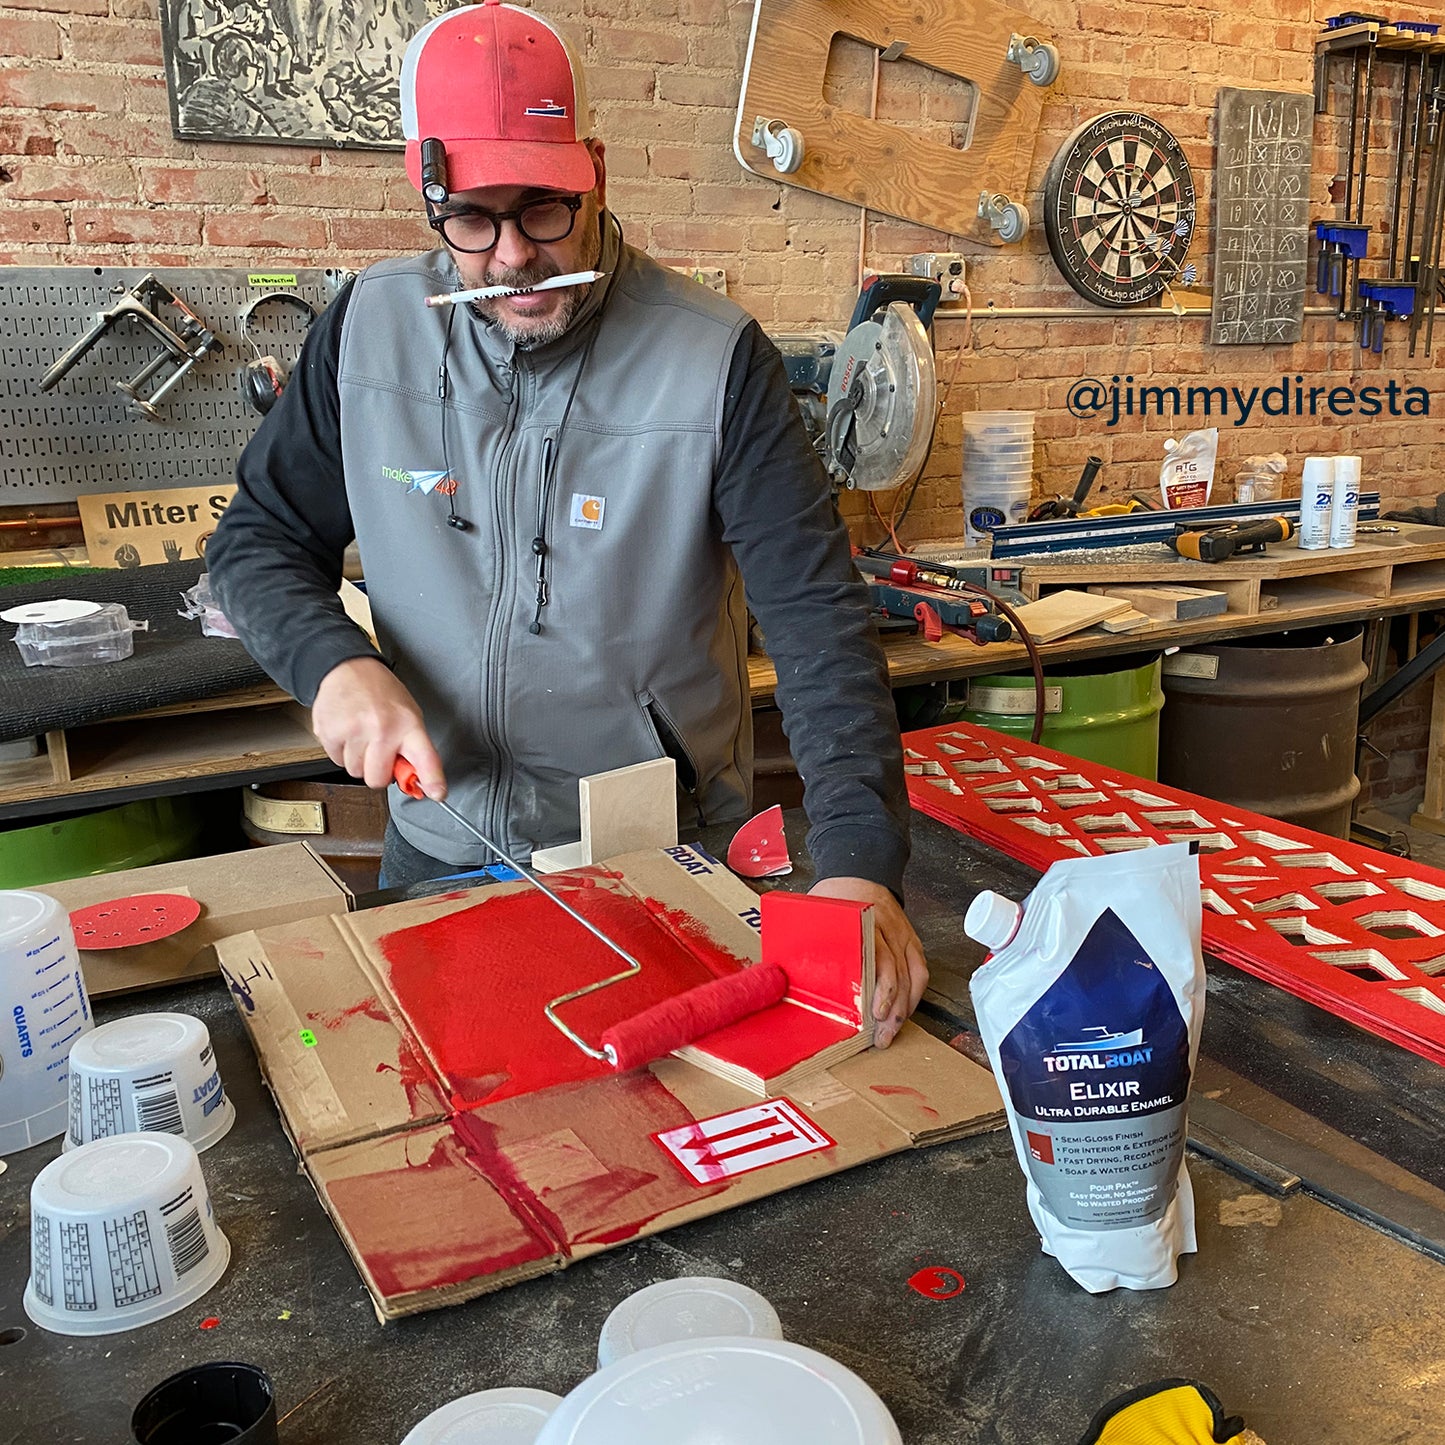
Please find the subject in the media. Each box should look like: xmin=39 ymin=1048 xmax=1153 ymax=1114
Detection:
xmin=382 ymin=466 xmax=456 ymax=496
xmin=570 ymin=493 xmax=605 ymax=530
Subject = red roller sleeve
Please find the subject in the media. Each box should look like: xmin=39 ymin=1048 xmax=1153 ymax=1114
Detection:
xmin=601 ymin=964 xmax=789 ymax=1071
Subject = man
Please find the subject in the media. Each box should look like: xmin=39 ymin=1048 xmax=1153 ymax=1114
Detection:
xmin=208 ymin=1 xmax=928 ymax=1045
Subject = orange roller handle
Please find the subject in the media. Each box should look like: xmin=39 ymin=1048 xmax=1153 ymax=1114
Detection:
xmin=394 ymin=757 xmax=425 ymax=798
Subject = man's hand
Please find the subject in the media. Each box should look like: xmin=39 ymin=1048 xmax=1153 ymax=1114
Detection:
xmin=806 ymin=876 xmax=928 ymax=1048
xmin=311 ymin=656 xmax=447 ymax=797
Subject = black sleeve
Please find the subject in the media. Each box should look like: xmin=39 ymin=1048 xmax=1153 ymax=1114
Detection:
xmin=206 ymin=281 xmax=383 ymax=706
xmin=714 ymin=320 xmax=911 ymax=898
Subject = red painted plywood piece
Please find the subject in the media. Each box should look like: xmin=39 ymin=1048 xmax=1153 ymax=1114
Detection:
xmin=761 ymin=890 xmax=868 ymax=1024
xmin=902 ymin=722 xmax=1445 ymax=1067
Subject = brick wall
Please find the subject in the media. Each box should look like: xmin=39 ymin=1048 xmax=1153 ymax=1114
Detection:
xmin=1 ymin=0 xmax=1443 ymax=545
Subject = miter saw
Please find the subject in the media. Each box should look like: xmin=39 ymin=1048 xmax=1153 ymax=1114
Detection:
xmin=774 ymin=274 xmax=940 ymax=492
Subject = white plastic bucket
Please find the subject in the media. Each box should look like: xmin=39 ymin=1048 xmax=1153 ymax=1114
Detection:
xmin=67 ymin=1012 xmax=235 ymax=1154
xmin=0 ymin=889 xmax=94 ymax=1156
xmin=24 ymin=1131 xmax=230 ymax=1336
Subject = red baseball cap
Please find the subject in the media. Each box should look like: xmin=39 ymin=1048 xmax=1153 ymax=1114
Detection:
xmin=401 ymin=2 xmax=596 ymax=198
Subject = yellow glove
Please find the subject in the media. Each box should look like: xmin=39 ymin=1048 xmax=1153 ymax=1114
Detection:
xmin=1079 ymin=1379 xmax=1251 ymax=1445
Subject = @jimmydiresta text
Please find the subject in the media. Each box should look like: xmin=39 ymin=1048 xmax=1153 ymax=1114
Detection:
xmin=1066 ymin=375 xmax=1431 ymax=427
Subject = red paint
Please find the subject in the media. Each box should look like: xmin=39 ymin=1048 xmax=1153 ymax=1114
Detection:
xmin=69 ymin=893 xmax=202 ymax=949
xmin=310 ymin=996 xmax=392 ymax=1030
xmin=324 ymin=1129 xmax=556 ymax=1298
xmin=377 ymin=880 xmax=748 ymax=1106
xmin=199 ymin=1316 xmax=221 ymax=1329
xmin=761 ymin=891 xmax=869 ymax=1024
xmin=870 ymin=1084 xmax=941 ymax=1123
xmin=689 ymin=1004 xmax=855 ymax=1078
xmin=908 ymin=1266 xmax=966 ymax=1300
xmin=450 ymin=1070 xmax=717 ymax=1251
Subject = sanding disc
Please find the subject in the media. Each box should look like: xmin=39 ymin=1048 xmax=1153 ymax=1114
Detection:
xmin=1 ymin=598 xmax=102 ymax=623
xmin=69 ymin=894 xmax=203 ymax=950
xmin=727 ymin=806 xmax=792 ymax=878
xmin=400 ymin=1388 xmax=563 ymax=1445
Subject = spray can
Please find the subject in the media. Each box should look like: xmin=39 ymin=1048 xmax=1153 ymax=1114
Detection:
xmin=1329 ymin=455 xmax=1361 ymax=549
xmin=1299 ymin=456 xmax=1334 ymax=550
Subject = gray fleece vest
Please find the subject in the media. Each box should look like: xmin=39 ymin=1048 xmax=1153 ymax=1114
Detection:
xmin=337 ymin=218 xmax=755 ymax=864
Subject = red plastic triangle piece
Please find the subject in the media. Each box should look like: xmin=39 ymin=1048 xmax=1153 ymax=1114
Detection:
xmin=69 ymin=892 xmax=203 ymax=949
xmin=727 ymin=805 xmax=792 ymax=878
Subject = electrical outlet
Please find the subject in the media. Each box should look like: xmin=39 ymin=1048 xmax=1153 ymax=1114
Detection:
xmin=671 ymin=266 xmax=728 ymax=295
xmin=907 ymin=252 xmax=968 ymax=297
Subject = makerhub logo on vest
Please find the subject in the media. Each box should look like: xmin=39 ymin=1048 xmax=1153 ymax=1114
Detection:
xmin=382 ymin=465 xmax=457 ymax=496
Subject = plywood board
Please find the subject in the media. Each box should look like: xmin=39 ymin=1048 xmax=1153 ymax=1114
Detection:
xmin=1009 ymin=590 xmax=1130 ymax=641
xmin=580 ymin=758 xmax=678 ymax=861
xmin=734 ymin=0 xmax=1053 ymax=245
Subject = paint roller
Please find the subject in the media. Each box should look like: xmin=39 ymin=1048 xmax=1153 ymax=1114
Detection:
xmin=393 ymin=758 xmax=788 ymax=1070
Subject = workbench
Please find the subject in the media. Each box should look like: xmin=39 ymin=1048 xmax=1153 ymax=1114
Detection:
xmin=3 ymin=813 xmax=1441 ymax=1444
xmin=6 ymin=528 xmax=1445 ymax=824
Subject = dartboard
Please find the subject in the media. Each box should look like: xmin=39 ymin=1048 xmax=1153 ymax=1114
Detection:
xmin=1043 ymin=111 xmax=1197 ymax=308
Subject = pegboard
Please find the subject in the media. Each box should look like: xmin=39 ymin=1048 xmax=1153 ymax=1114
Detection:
xmin=0 ymin=266 xmax=348 ymax=501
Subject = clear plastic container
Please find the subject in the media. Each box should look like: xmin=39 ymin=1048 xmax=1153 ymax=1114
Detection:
xmin=14 ymin=603 xmax=147 ymax=668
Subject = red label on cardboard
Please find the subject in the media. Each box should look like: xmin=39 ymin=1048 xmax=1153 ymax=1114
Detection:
xmin=653 ymin=1098 xmax=835 ymax=1185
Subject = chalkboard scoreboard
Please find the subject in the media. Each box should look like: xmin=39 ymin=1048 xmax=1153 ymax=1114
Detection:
xmin=1210 ymin=88 xmax=1314 ymax=345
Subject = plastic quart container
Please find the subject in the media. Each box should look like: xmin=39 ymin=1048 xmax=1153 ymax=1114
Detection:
xmin=0 ymin=889 xmax=94 ymax=1156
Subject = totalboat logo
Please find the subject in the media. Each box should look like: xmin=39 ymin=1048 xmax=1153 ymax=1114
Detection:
xmin=381 ymin=465 xmax=457 ymax=496
xmin=1042 ymin=1026 xmax=1151 ymax=1072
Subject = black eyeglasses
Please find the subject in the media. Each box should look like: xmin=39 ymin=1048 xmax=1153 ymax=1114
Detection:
xmin=426 ymin=194 xmax=584 ymax=254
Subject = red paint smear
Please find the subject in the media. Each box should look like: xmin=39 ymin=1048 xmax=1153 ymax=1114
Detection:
xmin=325 ymin=1131 xmax=555 ymax=1297
xmin=450 ymin=1070 xmax=720 ymax=1251
xmin=871 ymin=1084 xmax=941 ymax=1122
xmin=199 ymin=1316 xmax=221 ymax=1329
xmin=309 ymin=995 xmax=392 ymax=1031
xmin=908 ymin=1266 xmax=966 ymax=1300
xmin=377 ymin=881 xmax=747 ymax=1106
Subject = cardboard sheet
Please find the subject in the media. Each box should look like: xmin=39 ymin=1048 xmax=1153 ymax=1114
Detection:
xmin=218 ymin=844 xmax=1005 ymax=1320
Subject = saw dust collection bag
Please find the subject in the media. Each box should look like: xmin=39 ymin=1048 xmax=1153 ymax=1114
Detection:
xmin=964 ymin=843 xmax=1205 ymax=1292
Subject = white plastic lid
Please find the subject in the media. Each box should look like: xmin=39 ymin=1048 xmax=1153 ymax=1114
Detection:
xmin=1334 ymin=455 xmax=1362 ymax=480
xmin=963 ymin=891 xmax=1022 ymax=950
xmin=596 ymin=1277 xmax=783 ymax=1368
xmin=1302 ymin=456 xmax=1334 ymax=484
xmin=400 ymin=1388 xmax=563 ymax=1445
xmin=535 ymin=1338 xmax=901 ymax=1445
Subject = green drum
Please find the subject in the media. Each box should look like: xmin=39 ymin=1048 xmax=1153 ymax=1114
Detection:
xmin=0 ymin=796 xmax=206 ymax=889
xmin=960 ymin=652 xmax=1165 ymax=778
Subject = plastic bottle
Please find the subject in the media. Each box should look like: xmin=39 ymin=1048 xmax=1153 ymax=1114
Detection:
xmin=1329 ymin=455 xmax=1361 ymax=549
xmin=1298 ymin=456 xmax=1334 ymax=550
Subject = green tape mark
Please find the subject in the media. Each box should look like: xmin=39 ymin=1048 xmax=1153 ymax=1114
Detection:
xmin=249 ymin=272 xmax=298 ymax=287
xmin=298 ymin=1028 xmax=317 ymax=1047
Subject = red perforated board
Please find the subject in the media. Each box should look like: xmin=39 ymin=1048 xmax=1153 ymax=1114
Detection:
xmin=903 ymin=722 xmax=1445 ymax=1067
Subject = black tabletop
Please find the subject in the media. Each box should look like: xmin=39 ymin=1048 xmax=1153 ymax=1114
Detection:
xmin=2 ymin=814 xmax=1443 ymax=1445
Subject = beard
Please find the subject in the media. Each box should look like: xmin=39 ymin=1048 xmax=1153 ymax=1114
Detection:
xmin=469 ymin=206 xmax=604 ymax=348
